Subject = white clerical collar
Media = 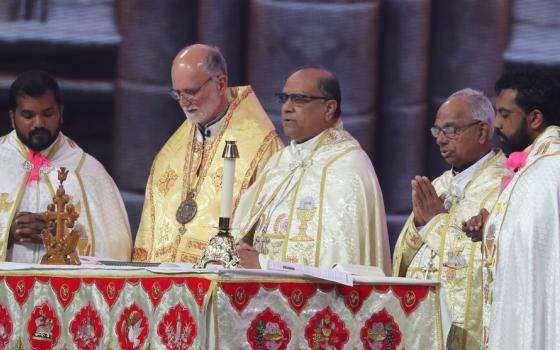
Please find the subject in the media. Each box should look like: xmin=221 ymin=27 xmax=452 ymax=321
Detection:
xmin=444 ymin=150 xmax=496 ymax=209
xmin=288 ymin=128 xmax=326 ymax=160
xmin=287 ymin=120 xmax=344 ymax=156
xmin=195 ymin=105 xmax=229 ymax=142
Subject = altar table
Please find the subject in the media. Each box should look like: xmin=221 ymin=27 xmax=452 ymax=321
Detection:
xmin=0 ymin=264 xmax=447 ymax=349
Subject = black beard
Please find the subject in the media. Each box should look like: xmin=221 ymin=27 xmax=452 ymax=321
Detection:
xmin=16 ymin=127 xmax=59 ymax=151
xmin=495 ymin=125 xmax=531 ymax=156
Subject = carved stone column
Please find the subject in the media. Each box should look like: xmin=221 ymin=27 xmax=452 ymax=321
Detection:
xmin=113 ymin=0 xmax=196 ymax=191
xmin=247 ymin=0 xmax=381 ymax=157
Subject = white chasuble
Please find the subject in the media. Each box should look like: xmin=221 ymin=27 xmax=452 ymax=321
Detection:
xmin=233 ymin=125 xmax=391 ymax=275
xmin=393 ymin=150 xmax=508 ymax=350
xmin=0 ymin=131 xmax=132 ymax=263
xmin=483 ymin=126 xmax=560 ymax=350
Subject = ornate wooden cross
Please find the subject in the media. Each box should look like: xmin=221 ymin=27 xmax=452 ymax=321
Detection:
xmin=40 ymin=167 xmax=81 ymax=265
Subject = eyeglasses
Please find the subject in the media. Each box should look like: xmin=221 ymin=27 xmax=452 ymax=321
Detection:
xmin=275 ymin=93 xmax=331 ymax=106
xmin=168 ymin=76 xmax=214 ymax=101
xmin=430 ymin=120 xmax=481 ymax=139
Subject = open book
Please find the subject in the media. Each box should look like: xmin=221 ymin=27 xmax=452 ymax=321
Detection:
xmin=331 ymin=263 xmax=385 ymax=277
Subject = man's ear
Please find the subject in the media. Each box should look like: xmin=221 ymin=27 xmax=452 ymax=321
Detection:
xmin=325 ymin=100 xmax=337 ymax=121
xmin=528 ymin=109 xmax=545 ymax=131
xmin=59 ymin=105 xmax=64 ymax=125
xmin=9 ymin=110 xmax=14 ymax=129
xmin=216 ymin=74 xmax=228 ymax=95
xmin=479 ymin=122 xmax=489 ymax=144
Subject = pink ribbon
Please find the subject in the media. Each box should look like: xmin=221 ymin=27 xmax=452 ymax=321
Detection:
xmin=26 ymin=149 xmax=51 ymax=185
xmin=502 ymin=151 xmax=528 ymax=189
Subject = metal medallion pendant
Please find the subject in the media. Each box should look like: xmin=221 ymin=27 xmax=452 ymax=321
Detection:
xmin=176 ymin=192 xmax=197 ymax=234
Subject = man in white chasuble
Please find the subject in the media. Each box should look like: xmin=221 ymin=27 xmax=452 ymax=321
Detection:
xmin=133 ymin=44 xmax=282 ymax=263
xmin=233 ymin=67 xmax=391 ymax=275
xmin=471 ymin=70 xmax=560 ymax=350
xmin=392 ymin=88 xmax=509 ymax=350
xmin=0 ymin=70 xmax=132 ymax=263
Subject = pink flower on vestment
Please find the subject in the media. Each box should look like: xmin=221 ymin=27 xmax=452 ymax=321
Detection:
xmin=26 ymin=149 xmax=51 ymax=185
xmin=502 ymin=151 xmax=528 ymax=189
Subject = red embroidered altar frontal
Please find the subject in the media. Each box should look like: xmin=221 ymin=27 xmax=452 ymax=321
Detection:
xmin=0 ymin=268 xmax=444 ymax=349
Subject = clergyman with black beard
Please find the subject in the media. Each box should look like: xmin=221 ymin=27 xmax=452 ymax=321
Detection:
xmin=463 ymin=69 xmax=560 ymax=348
xmin=0 ymin=70 xmax=132 ymax=263
xmin=493 ymin=70 xmax=559 ymax=154
xmin=464 ymin=68 xmax=560 ymax=239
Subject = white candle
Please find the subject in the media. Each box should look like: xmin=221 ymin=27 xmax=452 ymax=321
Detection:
xmin=220 ymin=156 xmax=236 ymax=218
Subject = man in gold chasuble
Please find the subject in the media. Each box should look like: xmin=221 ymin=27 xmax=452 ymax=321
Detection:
xmin=233 ymin=67 xmax=391 ymax=275
xmin=133 ymin=44 xmax=282 ymax=263
xmin=392 ymin=89 xmax=509 ymax=350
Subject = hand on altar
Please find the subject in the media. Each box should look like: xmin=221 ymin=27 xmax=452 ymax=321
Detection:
xmin=462 ymin=208 xmax=489 ymax=242
xmin=411 ymin=176 xmax=446 ymax=227
xmin=236 ymin=241 xmax=261 ymax=269
xmin=9 ymin=212 xmax=47 ymax=246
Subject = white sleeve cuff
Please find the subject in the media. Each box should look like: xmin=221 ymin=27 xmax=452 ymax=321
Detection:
xmin=418 ymin=215 xmax=440 ymax=238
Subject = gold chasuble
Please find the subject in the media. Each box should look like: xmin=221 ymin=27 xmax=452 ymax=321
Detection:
xmin=233 ymin=125 xmax=391 ymax=274
xmin=393 ymin=150 xmax=509 ymax=350
xmin=133 ymin=86 xmax=282 ymax=263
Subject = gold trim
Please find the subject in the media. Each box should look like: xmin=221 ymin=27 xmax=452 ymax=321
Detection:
xmin=461 ymin=239 xmax=477 ymax=348
xmin=239 ymin=131 xmax=279 ymax=194
xmin=527 ymin=125 xmax=560 ymax=154
xmin=1 ymin=134 xmax=64 ymax=260
xmin=242 ymin=131 xmax=329 ymax=237
xmin=244 ymin=169 xmax=294 ymax=236
xmin=281 ymin=172 xmax=304 ymax=260
xmin=392 ymin=216 xmax=414 ymax=276
xmin=489 ymin=149 xmax=560 ymax=289
xmin=315 ymin=146 xmax=359 ymax=266
xmin=181 ymin=87 xmax=252 ymax=204
xmin=45 ymin=135 xmax=62 ymax=160
xmin=43 ymin=173 xmax=55 ymax=198
xmin=435 ymin=151 xmax=502 ymax=278
xmin=249 ymin=169 xmax=270 ymax=218
xmin=147 ymin=162 xmax=157 ymax=260
xmin=0 ymin=174 xmax=28 ymax=260
xmin=180 ymin=125 xmax=197 ymax=200
xmin=235 ymin=131 xmax=280 ymax=212
xmin=480 ymin=187 xmax=499 ymax=210
xmin=436 ymin=206 xmax=455 ymax=280
xmin=75 ymin=152 xmax=96 ymax=255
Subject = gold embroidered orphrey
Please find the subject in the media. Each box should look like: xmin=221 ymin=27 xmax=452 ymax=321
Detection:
xmin=176 ymin=128 xmax=200 ymax=234
xmin=40 ymin=167 xmax=81 ymax=265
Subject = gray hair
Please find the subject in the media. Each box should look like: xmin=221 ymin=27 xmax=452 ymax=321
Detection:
xmin=203 ymin=46 xmax=227 ymax=77
xmin=449 ymin=88 xmax=495 ymax=139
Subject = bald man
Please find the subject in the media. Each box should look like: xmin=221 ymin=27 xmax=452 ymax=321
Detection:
xmin=233 ymin=67 xmax=391 ymax=274
xmin=133 ymin=44 xmax=282 ymax=263
xmin=392 ymin=89 xmax=508 ymax=349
